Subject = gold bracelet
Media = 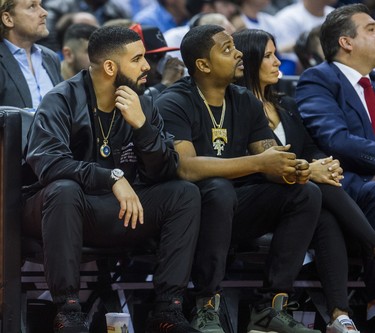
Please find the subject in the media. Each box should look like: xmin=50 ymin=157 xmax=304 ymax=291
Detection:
xmin=282 ymin=176 xmax=296 ymax=185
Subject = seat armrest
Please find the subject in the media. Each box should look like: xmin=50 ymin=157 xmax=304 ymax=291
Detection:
xmin=0 ymin=107 xmax=24 ymax=333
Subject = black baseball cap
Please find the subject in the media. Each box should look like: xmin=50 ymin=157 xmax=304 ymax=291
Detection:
xmin=130 ymin=24 xmax=179 ymax=54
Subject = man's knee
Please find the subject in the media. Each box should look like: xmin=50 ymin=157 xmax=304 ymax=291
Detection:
xmin=44 ymin=179 xmax=83 ymax=202
xmin=290 ymin=181 xmax=322 ymax=207
xmin=161 ymin=179 xmax=201 ymax=206
xmin=197 ymin=177 xmax=237 ymax=209
xmin=43 ymin=179 xmax=84 ymax=205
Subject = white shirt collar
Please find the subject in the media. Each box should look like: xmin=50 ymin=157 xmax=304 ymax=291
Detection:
xmin=333 ymin=61 xmax=370 ymax=86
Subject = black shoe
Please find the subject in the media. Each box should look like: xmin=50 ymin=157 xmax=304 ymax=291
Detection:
xmin=53 ymin=311 xmax=89 ymax=333
xmin=146 ymin=298 xmax=201 ymax=333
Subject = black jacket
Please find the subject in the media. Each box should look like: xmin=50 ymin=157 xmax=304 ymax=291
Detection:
xmin=24 ymin=70 xmax=178 ymax=195
xmin=274 ymin=95 xmax=326 ymax=162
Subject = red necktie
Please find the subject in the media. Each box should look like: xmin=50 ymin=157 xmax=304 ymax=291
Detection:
xmin=358 ymin=77 xmax=375 ymax=133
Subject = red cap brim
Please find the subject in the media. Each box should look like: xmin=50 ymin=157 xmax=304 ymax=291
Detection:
xmin=146 ymin=46 xmax=180 ymax=54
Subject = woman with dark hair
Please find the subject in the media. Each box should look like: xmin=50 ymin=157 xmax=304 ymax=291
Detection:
xmin=233 ymin=28 xmax=375 ymax=333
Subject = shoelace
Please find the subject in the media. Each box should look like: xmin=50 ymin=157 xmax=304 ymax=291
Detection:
xmin=276 ymin=302 xmax=303 ymax=328
xmin=283 ymin=300 xmax=300 ymax=311
xmin=55 ymin=311 xmax=88 ymax=328
xmin=196 ymin=308 xmax=219 ymax=328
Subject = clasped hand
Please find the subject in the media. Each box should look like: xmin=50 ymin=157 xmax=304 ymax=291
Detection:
xmin=260 ymin=145 xmax=310 ymax=184
xmin=310 ymin=156 xmax=343 ymax=186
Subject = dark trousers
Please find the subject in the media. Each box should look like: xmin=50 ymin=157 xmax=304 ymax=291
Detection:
xmin=22 ymin=179 xmax=201 ymax=304
xmin=349 ymin=181 xmax=375 ymax=302
xmin=192 ymin=178 xmax=321 ymax=297
xmin=309 ymin=184 xmax=375 ymax=315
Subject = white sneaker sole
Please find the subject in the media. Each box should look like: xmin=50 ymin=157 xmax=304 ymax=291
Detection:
xmin=248 ymin=330 xmax=278 ymax=333
xmin=326 ymin=327 xmax=360 ymax=333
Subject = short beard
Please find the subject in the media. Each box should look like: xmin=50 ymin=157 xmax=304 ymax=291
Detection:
xmin=114 ymin=69 xmax=146 ymax=95
xmin=233 ymin=69 xmax=244 ymax=82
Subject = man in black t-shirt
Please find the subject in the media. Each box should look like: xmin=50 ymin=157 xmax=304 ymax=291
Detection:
xmin=155 ymin=25 xmax=322 ymax=333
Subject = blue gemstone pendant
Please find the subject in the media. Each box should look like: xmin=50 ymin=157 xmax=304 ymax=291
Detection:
xmin=100 ymin=143 xmax=111 ymax=158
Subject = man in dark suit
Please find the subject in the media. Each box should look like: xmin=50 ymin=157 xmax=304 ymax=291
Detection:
xmin=0 ymin=0 xmax=62 ymax=111
xmin=295 ymin=3 xmax=375 ymax=327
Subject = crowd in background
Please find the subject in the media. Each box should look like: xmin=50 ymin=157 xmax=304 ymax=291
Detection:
xmin=37 ymin=0 xmax=375 ymax=79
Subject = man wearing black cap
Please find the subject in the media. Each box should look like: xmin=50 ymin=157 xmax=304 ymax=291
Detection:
xmin=130 ymin=24 xmax=186 ymax=98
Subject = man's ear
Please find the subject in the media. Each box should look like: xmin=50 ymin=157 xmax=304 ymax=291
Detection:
xmin=62 ymin=46 xmax=74 ymax=63
xmin=103 ymin=59 xmax=116 ymax=77
xmin=196 ymin=58 xmax=211 ymax=74
xmin=338 ymin=36 xmax=353 ymax=52
xmin=1 ymin=12 xmax=14 ymax=29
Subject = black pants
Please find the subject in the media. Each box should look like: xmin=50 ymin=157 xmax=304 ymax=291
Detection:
xmin=22 ymin=179 xmax=201 ymax=304
xmin=310 ymin=184 xmax=375 ymax=315
xmin=192 ymin=178 xmax=321 ymax=297
xmin=347 ymin=181 xmax=375 ymax=302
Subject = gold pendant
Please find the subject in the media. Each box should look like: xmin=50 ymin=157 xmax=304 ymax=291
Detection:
xmin=212 ymin=128 xmax=227 ymax=156
xmin=100 ymin=143 xmax=111 ymax=158
xmin=212 ymin=128 xmax=227 ymax=143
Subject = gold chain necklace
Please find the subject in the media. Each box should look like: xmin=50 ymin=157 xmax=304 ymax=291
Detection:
xmin=97 ymin=108 xmax=116 ymax=158
xmin=197 ymin=86 xmax=227 ymax=156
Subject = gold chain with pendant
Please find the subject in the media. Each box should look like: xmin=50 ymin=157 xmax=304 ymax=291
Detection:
xmin=197 ymin=86 xmax=227 ymax=156
xmin=97 ymin=108 xmax=116 ymax=158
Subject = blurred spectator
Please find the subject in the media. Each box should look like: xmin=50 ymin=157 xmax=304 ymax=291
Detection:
xmin=133 ymin=0 xmax=190 ymax=32
xmin=364 ymin=0 xmax=375 ymax=17
xmin=120 ymin=0 xmax=157 ymax=19
xmin=165 ymin=12 xmax=236 ymax=60
xmin=53 ymin=12 xmax=99 ymax=52
xmin=60 ymin=23 xmax=98 ymax=80
xmin=0 ymin=0 xmax=62 ymax=110
xmin=231 ymin=0 xmax=278 ymax=35
xmin=231 ymin=0 xmax=302 ymax=74
xmin=275 ymin=0 xmax=337 ymax=72
xmin=162 ymin=0 xmax=217 ymax=60
xmin=264 ymin=0 xmax=297 ymax=14
xmin=40 ymin=0 xmax=130 ymax=50
xmin=198 ymin=12 xmax=236 ymax=32
xmin=130 ymin=24 xmax=185 ymax=98
xmin=103 ymin=18 xmax=135 ymax=28
xmin=43 ymin=0 xmax=130 ymax=27
xmin=294 ymin=25 xmax=324 ymax=70
xmin=214 ymin=0 xmax=241 ymax=20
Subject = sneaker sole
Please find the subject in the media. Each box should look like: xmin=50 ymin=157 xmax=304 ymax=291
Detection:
xmin=248 ymin=330 xmax=279 ymax=333
xmin=326 ymin=327 xmax=359 ymax=333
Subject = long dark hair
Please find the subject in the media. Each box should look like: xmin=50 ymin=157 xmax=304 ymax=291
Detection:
xmin=233 ymin=28 xmax=280 ymax=107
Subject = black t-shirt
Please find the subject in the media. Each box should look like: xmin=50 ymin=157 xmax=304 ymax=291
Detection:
xmin=156 ymin=77 xmax=273 ymax=159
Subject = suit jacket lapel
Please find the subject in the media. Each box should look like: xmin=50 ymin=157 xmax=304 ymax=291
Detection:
xmin=0 ymin=42 xmax=32 ymax=106
xmin=40 ymin=48 xmax=60 ymax=86
xmin=331 ymin=63 xmax=375 ymax=137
